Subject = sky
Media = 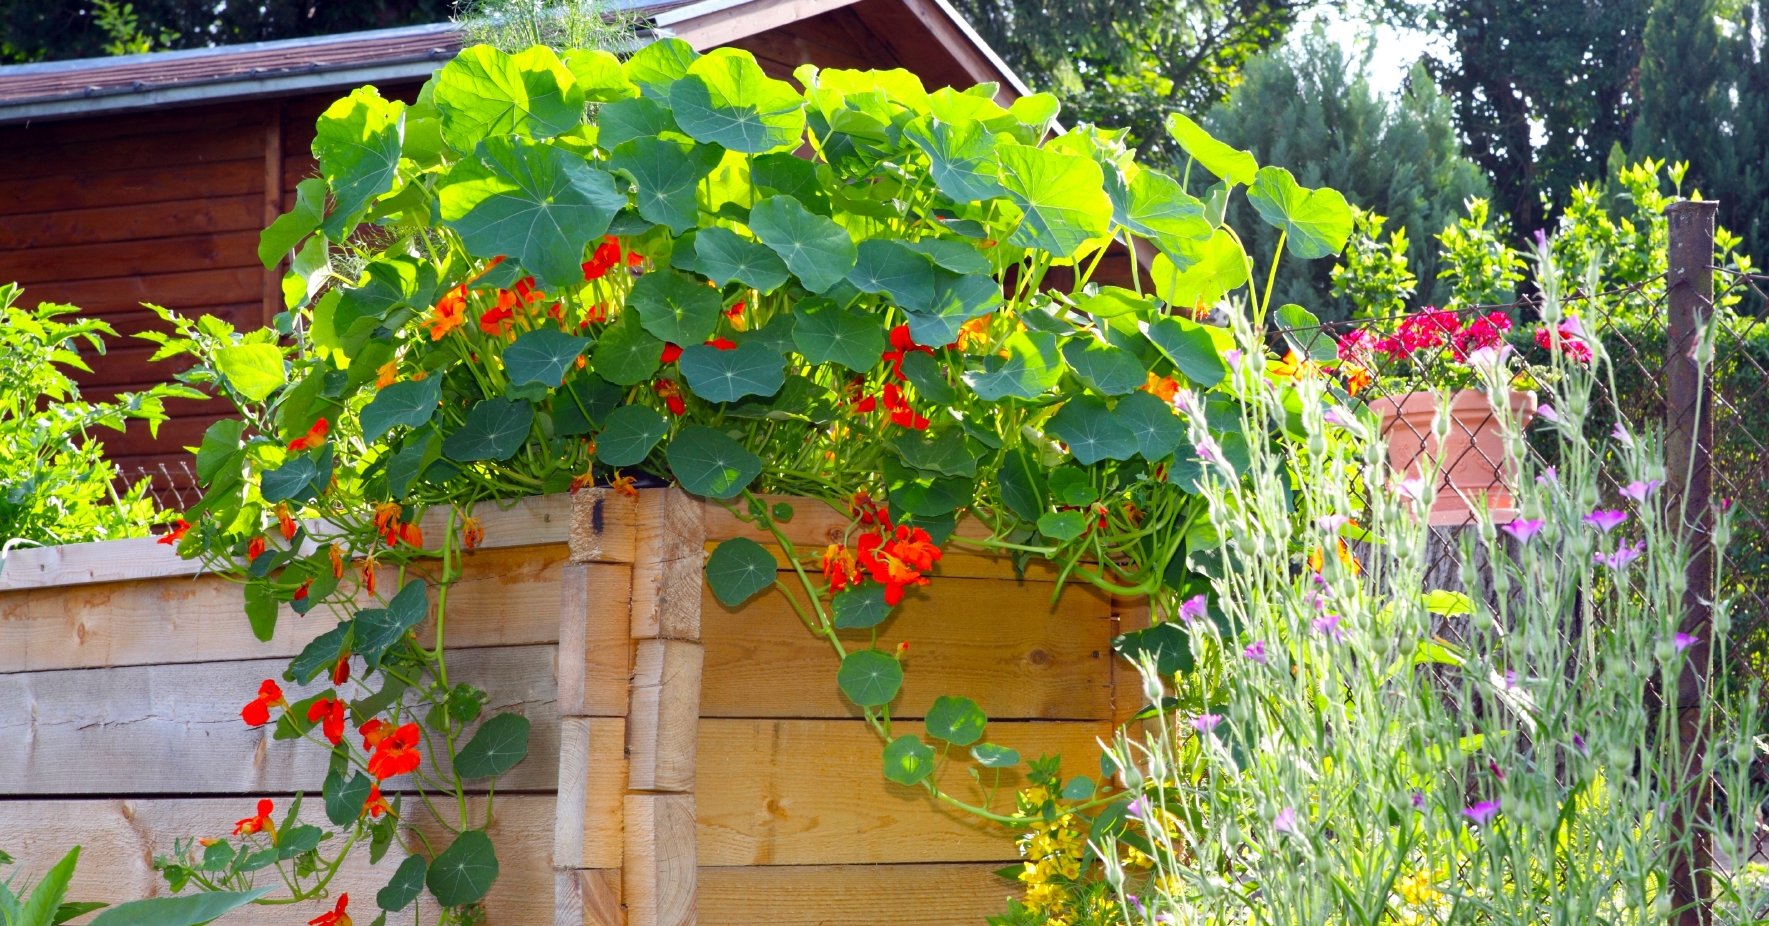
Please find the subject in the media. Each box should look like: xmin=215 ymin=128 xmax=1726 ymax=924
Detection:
xmin=1300 ymin=4 xmax=1441 ymax=98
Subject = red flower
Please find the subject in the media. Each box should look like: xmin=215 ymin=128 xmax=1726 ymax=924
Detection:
xmin=881 ymin=325 xmax=933 ymax=379
xmin=725 ymin=301 xmax=746 ymax=319
xmin=583 ymin=237 xmax=622 ymax=280
xmin=479 ymin=302 xmax=515 ymax=336
xmin=428 ymin=285 xmax=469 ymax=340
xmin=242 ymin=679 xmax=286 ymax=726
xmin=366 ymin=722 xmax=423 ymax=781
xmin=288 ymin=418 xmax=329 ymax=453
xmin=293 ymin=578 xmax=313 ymax=603
xmin=246 ymin=536 xmax=267 ymax=562
xmin=373 ymin=503 xmax=422 ymax=548
xmin=233 ymin=798 xmax=276 ymax=839
xmin=462 ymin=516 xmax=484 ymax=551
xmin=361 ymin=555 xmax=378 ymax=596
xmin=362 ymin=785 xmax=390 ymax=819
xmin=275 ymin=503 xmax=297 ymax=541
xmin=359 ymin=718 xmax=389 ymax=751
xmin=156 ymin=519 xmax=190 ymax=546
xmin=329 ymin=543 xmax=345 ymax=580
xmin=308 ymin=892 xmax=351 ymax=926
xmin=660 ymin=343 xmax=684 ymax=364
xmin=1452 ymin=311 xmax=1513 ymax=360
xmin=306 ymin=695 xmax=347 ymax=746
xmin=822 ymin=544 xmax=860 ymax=591
xmin=706 ymin=337 xmax=737 ymax=351
xmin=331 ymin=652 xmax=351 ymax=687
xmin=1535 ymin=320 xmax=1593 ymax=363
xmin=654 ymin=379 xmax=685 ymax=416
xmin=855 ymin=525 xmax=942 ymax=605
xmin=881 ymin=383 xmax=929 ymax=430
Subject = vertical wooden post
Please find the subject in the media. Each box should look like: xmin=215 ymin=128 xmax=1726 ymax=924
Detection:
xmin=1664 ymin=199 xmax=1717 ymax=926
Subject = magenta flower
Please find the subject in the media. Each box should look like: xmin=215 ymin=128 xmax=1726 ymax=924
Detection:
xmin=1537 ymin=466 xmax=1559 ymax=487
xmin=1463 ymin=800 xmax=1501 ymax=826
xmin=1594 ymin=539 xmax=1646 ymax=569
xmin=1312 ymin=613 xmax=1346 ymax=643
xmin=1273 ymin=806 xmax=1298 ymax=835
xmin=1501 ymin=518 xmax=1544 ymax=543
xmin=1125 ymin=796 xmax=1148 ymax=820
xmin=1194 ymin=434 xmax=1225 ymax=467
xmin=1323 ymin=406 xmax=1351 ymax=427
xmin=1583 ymin=509 xmax=1628 ymax=533
xmin=1536 ymin=403 xmax=1559 ymax=423
xmin=1612 ymin=422 xmax=1635 ymax=448
xmin=1178 ymin=594 xmax=1208 ymax=623
xmin=1410 ymin=791 xmax=1425 ymax=810
xmin=1191 ymin=713 xmax=1223 ymax=734
xmin=1243 ymin=640 xmax=1269 ymax=664
xmin=1674 ymin=632 xmax=1699 ymax=652
xmin=1620 ymin=479 xmax=1664 ymax=503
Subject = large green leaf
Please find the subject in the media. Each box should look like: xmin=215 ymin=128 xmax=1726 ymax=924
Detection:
xmin=669 ymin=48 xmax=806 ymax=153
xmin=996 ymin=447 xmax=1048 ymax=522
xmin=287 ymin=622 xmax=352 ymax=684
xmin=597 ymin=96 xmax=679 ymax=151
xmin=442 ymin=397 xmax=534 ymax=462
xmin=1114 ymin=167 xmax=1212 ymax=257
xmin=847 ymin=239 xmax=934 ymax=307
xmin=323 ymin=770 xmax=374 ymax=827
xmin=1246 ymin=165 xmax=1354 ymax=260
xmin=378 ymin=855 xmax=428 ymax=912
xmin=748 ymin=195 xmax=856 ymax=293
xmin=562 ymin=48 xmax=637 ymax=102
xmin=624 ymin=37 xmax=699 ymax=101
xmin=261 ymin=454 xmax=321 ymax=504
xmin=838 ymin=649 xmax=903 ymax=707
xmin=903 ymin=270 xmax=1001 ymax=346
xmin=832 ymin=584 xmax=893 ymax=629
xmin=1165 ymin=113 xmax=1257 ymax=186
xmin=903 ymin=116 xmax=1004 ymax=203
xmin=1150 ymin=229 xmax=1250 ymax=309
xmin=259 ymin=177 xmax=327 ymax=269
xmin=629 ymin=269 xmax=725 ymax=345
xmin=1061 ymin=337 xmax=1145 ymax=396
xmin=678 ymin=342 xmax=786 ymax=402
xmin=925 ymin=695 xmax=987 ymax=746
xmin=791 ymin=301 xmax=884 ymax=373
xmin=454 ymin=712 xmax=532 ymax=779
xmin=244 ymin=582 xmax=279 ymax=642
xmin=595 ymin=403 xmax=669 ymax=467
xmin=610 ymin=136 xmax=723 ymax=234
xmin=965 ymin=330 xmax=1063 ymax=401
xmin=437 ymin=136 xmax=627 ymax=291
xmin=354 ymin=579 xmax=430 ymax=669
xmin=1142 ymin=317 xmax=1229 ymax=388
xmin=890 ymin=428 xmax=977 ymax=477
xmin=504 ymin=328 xmax=590 ymax=389
xmin=434 ymin=44 xmax=582 ymax=152
xmin=1113 ymin=621 xmax=1194 ymax=675
xmin=666 ymin=425 xmax=762 ymax=499
xmin=1114 ymin=390 xmax=1185 ymax=461
xmin=882 ymin=735 xmax=935 ymax=785
xmin=360 ymin=377 xmax=442 ymax=443
xmin=215 ymin=343 xmax=285 ymax=402
xmin=87 ymin=889 xmax=271 ymax=926
xmin=691 ymin=227 xmax=790 ymax=291
xmin=426 ymin=830 xmax=500 ymax=907
xmin=314 ymin=86 xmax=405 ymax=237
xmin=590 ymin=311 xmax=664 ymax=386
xmin=996 ymin=144 xmax=1112 ymax=259
xmin=1048 ymin=395 xmax=1139 ymax=464
xmin=705 ymin=537 xmax=779 ymax=607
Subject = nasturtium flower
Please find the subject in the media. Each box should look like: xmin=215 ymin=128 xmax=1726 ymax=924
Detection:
xmin=156 ymin=519 xmax=190 ymax=546
xmin=288 ymin=418 xmax=329 ymax=453
xmin=359 ymin=718 xmax=389 ymax=751
xmin=366 ymin=722 xmax=423 ymax=781
xmin=241 ymin=679 xmax=287 ymax=727
xmin=610 ymin=473 xmax=640 ymax=498
xmin=331 ymin=652 xmax=351 ymax=687
xmin=427 ymin=285 xmax=468 ymax=340
xmin=856 ymin=525 xmax=942 ymax=605
xmin=233 ymin=798 xmax=276 ymax=839
xmin=1141 ymin=372 xmax=1180 ymax=404
xmin=955 ymin=315 xmax=991 ymax=350
xmin=373 ymin=502 xmax=422 ymax=548
xmin=293 ymin=577 xmax=313 ymax=603
xmin=308 ymin=892 xmax=351 ymax=926
xmin=479 ymin=302 xmax=515 ymax=336
xmin=1341 ymin=363 xmax=1372 ymax=395
xmin=328 ymin=543 xmax=345 ymax=580
xmin=306 ymin=695 xmax=347 ymax=746
xmin=706 ymin=336 xmax=737 ymax=351
xmin=462 ymin=516 xmax=484 ymax=551
xmin=362 ymin=785 xmax=390 ymax=819
xmin=361 ymin=555 xmax=378 ymax=596
xmin=1268 ymin=349 xmax=1319 ymax=383
xmin=275 ymin=503 xmax=297 ymax=541
xmin=375 ymin=359 xmax=398 ymax=389
xmin=246 ymin=536 xmax=267 ymax=562
xmin=582 ymin=237 xmax=622 ymax=281
xmin=660 ymin=343 xmax=684 ymax=364
xmin=821 ymin=543 xmax=859 ymax=591
xmin=881 ymin=325 xmax=932 ymax=379
xmin=654 ymin=379 xmax=685 ymax=416
xmin=881 ymin=383 xmax=929 ymax=430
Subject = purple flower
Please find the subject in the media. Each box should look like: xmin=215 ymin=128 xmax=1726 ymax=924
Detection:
xmin=1503 ymin=670 xmax=1518 ymax=689
xmin=1171 ymin=389 xmax=1200 ymax=418
xmin=1593 ymin=538 xmax=1646 ymax=569
xmin=1463 ymin=800 xmax=1501 ymax=826
xmin=1178 ymin=594 xmax=1208 ymax=623
xmin=1273 ymin=806 xmax=1299 ymax=835
xmin=1125 ymin=796 xmax=1148 ymax=820
xmin=1501 ymin=518 xmax=1544 ymax=543
xmin=1583 ymin=509 xmax=1628 ymax=533
xmin=1224 ymin=349 xmax=1242 ymax=371
xmin=1243 ymin=640 xmax=1269 ymax=664
xmin=1128 ymin=895 xmax=1147 ymax=917
xmin=1533 ymin=228 xmax=1549 ymax=249
xmin=1397 ymin=476 xmax=1427 ymax=501
xmin=1572 ymin=733 xmax=1587 ymax=753
xmin=1194 ymin=434 xmax=1225 ymax=467
xmin=1536 ymin=403 xmax=1560 ymax=423
xmin=1537 ymin=466 xmax=1559 ymax=487
xmin=1621 ymin=479 xmax=1664 ymax=503
xmin=1411 ymin=791 xmax=1425 ymax=810
xmin=1312 ymin=613 xmax=1346 ymax=643
xmin=1192 ymin=713 xmax=1224 ymax=734
xmin=1612 ymin=422 xmax=1635 ymax=448
xmin=1323 ymin=406 xmax=1351 ymax=427
xmin=1674 ymin=632 xmax=1699 ymax=652
xmin=1316 ymin=513 xmax=1349 ymax=532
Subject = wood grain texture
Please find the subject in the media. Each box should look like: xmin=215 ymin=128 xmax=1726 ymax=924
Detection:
xmin=557 ymin=869 xmax=624 ymax=926
xmin=627 ymin=639 xmax=702 ymax=793
xmin=626 ymin=490 xmax=707 ymax=641
xmin=555 ymin=716 xmax=630 ymax=871
xmin=699 ymin=862 xmax=1020 ymax=926
xmin=0 ymin=794 xmax=555 ymax=925
xmin=669 ymin=0 xmax=864 ymax=47
xmin=695 ymin=718 xmax=1108 ymax=866
xmin=0 ymin=195 xmax=264 ymax=251
xmin=625 ymin=793 xmax=697 ymax=926
xmin=556 ymin=562 xmax=635 ymax=718
xmin=0 ymin=160 xmax=262 ymax=216
xmin=0 ymin=645 xmax=560 ymax=794
xmin=701 ymin=577 xmax=1115 ymax=721
xmin=0 ymin=541 xmax=571 ymax=673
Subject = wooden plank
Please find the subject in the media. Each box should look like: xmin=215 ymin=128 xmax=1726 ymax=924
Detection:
xmin=699 ymin=863 xmax=1018 ymax=925
xmin=1 ymin=231 xmax=261 ymax=285
xmin=557 ymin=869 xmax=624 ymax=926
xmin=695 ymin=718 xmax=1108 ymax=866
xmin=555 ymin=716 xmax=629 ymax=871
xmin=668 ymin=0 xmax=863 ymax=48
xmin=0 ymin=541 xmax=571 ymax=672
xmin=28 ymin=267 xmax=262 ymax=313
xmin=0 ymin=195 xmax=263 ymax=251
xmin=627 ymin=639 xmax=702 ymax=792
xmin=0 ymin=794 xmax=557 ymax=925
xmin=261 ymin=100 xmax=283 ymax=328
xmin=556 ymin=563 xmax=636 ymax=718
xmin=0 ymin=102 xmax=268 ymax=154
xmin=1111 ymin=596 xmax=1153 ymax=724
xmin=0 ymin=644 xmax=561 ymax=794
xmin=0 ymin=159 xmax=261 ymax=215
xmin=572 ymin=489 xmax=705 ymax=638
xmin=0 ymin=494 xmax=572 ymax=592
xmin=701 ymin=576 xmax=1114 ymax=721
xmin=624 ymin=793 xmax=697 ymax=926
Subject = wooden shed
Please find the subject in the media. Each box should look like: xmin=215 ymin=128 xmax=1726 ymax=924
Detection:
xmin=0 ymin=0 xmax=1030 ymax=500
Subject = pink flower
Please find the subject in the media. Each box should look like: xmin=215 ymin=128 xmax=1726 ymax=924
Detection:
xmin=1178 ymin=594 xmax=1208 ymax=622
xmin=1273 ymin=806 xmax=1299 ymax=835
xmin=1463 ymin=800 xmax=1501 ymax=826
xmin=1583 ymin=509 xmax=1628 ymax=533
xmin=1593 ymin=539 xmax=1646 ymax=569
xmin=1537 ymin=466 xmax=1559 ymax=487
xmin=1501 ymin=518 xmax=1544 ymax=543
xmin=1612 ymin=423 xmax=1635 ymax=448
xmin=1452 ymin=311 xmax=1513 ymax=360
xmin=1243 ymin=640 xmax=1268 ymax=664
xmin=1191 ymin=713 xmax=1223 ymax=734
xmin=1312 ymin=613 xmax=1346 ymax=643
xmin=1674 ymin=632 xmax=1699 ymax=652
xmin=1224 ymin=349 xmax=1242 ymax=371
xmin=1535 ymin=403 xmax=1559 ymax=423
xmin=1194 ymin=435 xmax=1225 ymax=468
xmin=1396 ymin=477 xmax=1427 ymax=501
xmin=1316 ymin=514 xmax=1349 ymax=532
xmin=1336 ymin=329 xmax=1377 ymax=361
xmin=1620 ymin=480 xmax=1663 ymax=502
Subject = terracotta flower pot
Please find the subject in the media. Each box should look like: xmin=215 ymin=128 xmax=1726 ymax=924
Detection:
xmin=1371 ymin=388 xmax=1537 ymax=526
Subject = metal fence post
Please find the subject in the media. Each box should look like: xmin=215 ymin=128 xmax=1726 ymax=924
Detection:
xmin=1664 ymin=199 xmax=1717 ymax=926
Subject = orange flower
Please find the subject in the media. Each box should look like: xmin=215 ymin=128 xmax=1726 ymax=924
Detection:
xmin=654 ymin=379 xmax=685 ymax=416
xmin=373 ymin=502 xmax=405 ymax=546
xmin=359 ymin=718 xmax=389 ymax=751
xmin=241 ymin=679 xmax=287 ymax=727
xmin=479 ymin=302 xmax=515 ymax=336
xmin=584 ymin=303 xmax=610 ymax=324
xmin=821 ymin=544 xmax=860 ymax=591
xmin=329 ymin=543 xmax=345 ymax=580
xmin=462 ymin=516 xmax=484 ymax=551
xmin=610 ymin=473 xmax=639 ymax=498
xmin=331 ymin=652 xmax=351 ymax=686
xmin=1141 ymin=372 xmax=1181 ymax=404
xmin=233 ymin=798 xmax=276 ymax=840
xmin=375 ymin=360 xmax=399 ymax=389
xmin=306 ymin=695 xmax=347 ymax=746
xmin=246 ymin=536 xmax=267 ymax=562
xmin=428 ymin=285 xmax=468 ymax=340
xmin=275 ymin=503 xmax=297 ymax=541
xmin=366 ymin=722 xmax=422 ymax=780
xmin=308 ymin=892 xmax=351 ymax=926
xmin=361 ymin=555 xmax=378 ymax=596
xmin=855 ymin=525 xmax=942 ymax=605
xmin=1269 ymin=349 xmax=1320 ymax=383
xmin=1343 ymin=363 xmax=1372 ymax=395
xmin=362 ymin=785 xmax=391 ymax=819
xmin=396 ymin=522 xmax=424 ymax=549
xmin=569 ymin=468 xmax=597 ymax=494
xmin=156 ymin=518 xmax=190 ymax=546
xmin=288 ymin=418 xmax=329 ymax=453
xmin=956 ymin=315 xmax=992 ymax=350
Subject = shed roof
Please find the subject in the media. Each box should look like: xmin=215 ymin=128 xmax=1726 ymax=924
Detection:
xmin=0 ymin=0 xmax=1028 ymax=124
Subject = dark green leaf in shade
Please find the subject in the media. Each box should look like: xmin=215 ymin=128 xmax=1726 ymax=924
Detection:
xmin=244 ymin=582 xmax=279 ymax=643
xmin=832 ymin=584 xmax=893 ymax=629
xmin=442 ymin=398 xmax=534 ymax=463
xmin=837 ymin=649 xmax=904 ymax=707
xmin=354 ymin=579 xmax=430 ymax=670
xmin=324 ymin=770 xmax=374 ymax=827
xmin=426 ymin=830 xmax=500 ymax=907
xmin=747 ymin=195 xmax=856 ymax=293
xmin=454 ymin=713 xmax=532 ymax=779
xmin=791 ymin=299 xmax=886 ymax=372
xmin=591 ymin=311 xmax=665 ymax=386
xmin=287 ymin=622 xmax=352 ymax=684
xmin=1049 ymin=395 xmax=1139 ymax=464
xmin=595 ymin=404 xmax=669 ymax=467
xmin=1142 ymin=317 xmax=1229 ymax=388
xmin=996 ymin=447 xmax=1048 ymax=522
xmin=881 ymin=457 xmax=970 ymax=517
xmin=378 ymin=855 xmax=428 ymax=912
xmin=554 ymin=372 xmax=624 ymax=436
xmin=678 ymin=342 xmax=786 ymax=402
xmin=1114 ymin=390 xmax=1184 ymax=461
xmin=704 ymin=537 xmax=779 ymax=607
xmin=882 ymin=735 xmax=935 ymax=785
xmin=360 ymin=377 xmax=442 ymax=443
xmin=693 ymin=227 xmax=790 ymax=291
xmin=846 ymin=239 xmax=934 ymax=306
xmin=925 ymin=695 xmax=987 ymax=746
xmin=504 ymin=329 xmax=590 ymax=389
xmin=1062 ymin=776 xmax=1096 ymax=800
xmin=1047 ymin=467 xmax=1097 ymax=506
xmin=261 ymin=455 xmax=321 ymax=506
xmin=610 ymin=136 xmax=723 ymax=234
xmin=898 ymin=351 xmax=958 ymax=405
xmin=1061 ymin=338 xmax=1146 ymax=396
xmin=1113 ymin=621 xmax=1195 ymax=675
xmin=629 ymin=269 xmax=725 ymax=345
xmin=889 ymin=428 xmax=977 ymax=477
xmin=666 ymin=425 xmax=762 ymax=499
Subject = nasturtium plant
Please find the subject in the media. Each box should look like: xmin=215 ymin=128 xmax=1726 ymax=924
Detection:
xmin=146 ymin=34 xmax=1354 ymax=923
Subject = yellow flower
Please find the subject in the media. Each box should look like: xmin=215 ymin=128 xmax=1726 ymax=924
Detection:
xmin=1269 ymin=349 xmax=1320 ymax=383
xmin=1397 ymin=869 xmax=1441 ymax=906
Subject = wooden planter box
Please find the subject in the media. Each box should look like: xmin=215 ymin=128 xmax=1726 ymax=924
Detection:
xmin=0 ymin=489 xmax=1130 ymax=925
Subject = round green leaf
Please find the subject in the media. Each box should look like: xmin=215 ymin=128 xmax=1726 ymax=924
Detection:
xmin=610 ymin=136 xmax=723 ymax=234
xmin=964 ymin=330 xmax=1064 ymax=401
xmin=426 ymin=829 xmax=500 ymax=907
xmin=902 ymin=115 xmax=1004 ymax=203
xmin=889 ymin=428 xmax=977 ymax=477
xmin=453 ymin=712 xmax=532 ymax=780
xmin=442 ymin=397 xmax=534 ymax=462
xmin=324 ymin=770 xmax=373 ymax=827
xmin=1150 ymin=228 xmax=1251 ymax=310
xmin=361 ymin=376 xmax=443 ymax=443
xmin=792 ymin=300 xmax=887 ymax=372
xmin=679 ymin=342 xmax=786 ymax=402
xmin=1247 ymin=165 xmax=1354 ymax=260
xmin=832 ymin=584 xmax=894 ymax=629
xmin=996 ymin=143 xmax=1112 ymax=259
xmin=354 ymin=579 xmax=430 ymax=669
xmin=748 ymin=195 xmax=857 ymax=293
xmin=314 ymin=86 xmax=405 ymax=237
xmin=505 ymin=328 xmax=590 ymax=389
xmin=705 ymin=537 xmax=779 ymax=607
xmin=847 ymin=239 xmax=935 ymax=307
xmin=925 ymin=695 xmax=987 ymax=746
xmin=1165 ymin=113 xmax=1258 ymax=186
xmin=970 ymin=742 xmax=1021 ymax=768
xmin=378 ymin=855 xmax=428 ymax=912
xmin=1110 ymin=165 xmax=1212 ymax=258
xmin=668 ymin=48 xmax=806 ymax=153
xmin=598 ymin=96 xmax=680 ymax=151
xmin=215 ymin=343 xmax=286 ymax=403
xmin=1112 ymin=622 xmax=1195 ymax=676
xmin=591 ymin=311 xmax=664 ymax=386
xmin=596 ymin=404 xmax=669 ymax=467
xmin=260 ymin=455 xmax=320 ymax=504
xmin=837 ymin=649 xmax=903 ymax=707
xmin=624 ymin=37 xmax=698 ymax=100
xmin=562 ymin=47 xmax=637 ymax=102
xmin=693 ymin=227 xmax=790 ymax=291
xmin=1114 ymin=390 xmax=1184 ymax=461
xmin=882 ymin=734 xmax=935 ymax=785
xmin=1037 ymin=510 xmax=1088 ymax=542
xmin=1049 ymin=395 xmax=1139 ymax=464
xmin=666 ymin=425 xmax=762 ymax=499
xmin=1142 ymin=316 xmax=1229 ymax=388
xmin=434 ymin=45 xmax=583 ymax=152
xmin=1061 ymin=337 xmax=1148 ymax=396
xmin=629 ymin=269 xmax=725 ymax=345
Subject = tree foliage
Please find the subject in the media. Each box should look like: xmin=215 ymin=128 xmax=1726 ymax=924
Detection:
xmin=0 ymin=0 xmax=453 ymax=63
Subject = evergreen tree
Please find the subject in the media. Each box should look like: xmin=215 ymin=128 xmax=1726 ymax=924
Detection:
xmin=1203 ymin=28 xmax=1489 ymax=321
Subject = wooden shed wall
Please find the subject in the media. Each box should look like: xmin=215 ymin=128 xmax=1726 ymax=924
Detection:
xmin=0 ymin=489 xmax=1130 ymax=924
